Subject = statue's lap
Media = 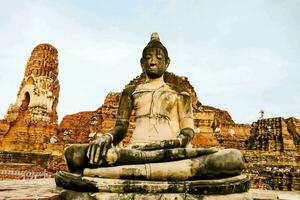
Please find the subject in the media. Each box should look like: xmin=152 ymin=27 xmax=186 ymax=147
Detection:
xmin=83 ymin=148 xmax=244 ymax=181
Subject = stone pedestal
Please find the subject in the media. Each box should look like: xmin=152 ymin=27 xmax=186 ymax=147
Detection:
xmin=59 ymin=191 xmax=252 ymax=200
xmin=56 ymin=171 xmax=251 ymax=200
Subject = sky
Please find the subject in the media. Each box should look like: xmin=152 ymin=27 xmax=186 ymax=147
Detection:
xmin=0 ymin=0 xmax=299 ymax=124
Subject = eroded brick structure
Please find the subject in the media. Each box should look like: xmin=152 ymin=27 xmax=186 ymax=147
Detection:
xmin=0 ymin=44 xmax=60 ymax=152
xmin=244 ymin=117 xmax=300 ymax=190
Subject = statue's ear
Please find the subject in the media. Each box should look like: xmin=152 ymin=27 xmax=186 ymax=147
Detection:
xmin=165 ymin=58 xmax=170 ymax=69
xmin=140 ymin=58 xmax=145 ymax=72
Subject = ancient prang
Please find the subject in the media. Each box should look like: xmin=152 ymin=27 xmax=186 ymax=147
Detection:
xmin=245 ymin=117 xmax=300 ymax=190
xmin=0 ymin=43 xmax=60 ymax=152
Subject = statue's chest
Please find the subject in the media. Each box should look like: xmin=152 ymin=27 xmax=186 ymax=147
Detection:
xmin=132 ymin=90 xmax=177 ymax=117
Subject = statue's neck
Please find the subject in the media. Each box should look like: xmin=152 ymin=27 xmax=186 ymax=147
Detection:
xmin=144 ymin=75 xmax=165 ymax=89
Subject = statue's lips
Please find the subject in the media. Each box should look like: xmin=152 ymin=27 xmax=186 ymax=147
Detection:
xmin=148 ymin=66 xmax=158 ymax=71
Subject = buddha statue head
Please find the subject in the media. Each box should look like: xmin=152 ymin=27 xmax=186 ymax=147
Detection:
xmin=140 ymin=33 xmax=170 ymax=79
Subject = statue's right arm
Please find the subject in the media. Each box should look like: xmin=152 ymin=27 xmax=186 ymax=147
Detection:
xmin=87 ymin=86 xmax=134 ymax=165
xmin=108 ymin=86 xmax=135 ymax=144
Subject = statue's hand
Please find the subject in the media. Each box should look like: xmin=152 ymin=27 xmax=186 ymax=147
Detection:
xmin=177 ymin=128 xmax=194 ymax=147
xmin=87 ymin=134 xmax=112 ymax=165
xmin=177 ymin=134 xmax=189 ymax=147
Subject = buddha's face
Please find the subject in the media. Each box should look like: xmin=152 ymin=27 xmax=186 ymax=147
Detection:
xmin=141 ymin=47 xmax=169 ymax=79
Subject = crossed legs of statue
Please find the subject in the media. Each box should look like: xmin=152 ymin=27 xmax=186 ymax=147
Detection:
xmin=65 ymin=144 xmax=245 ymax=180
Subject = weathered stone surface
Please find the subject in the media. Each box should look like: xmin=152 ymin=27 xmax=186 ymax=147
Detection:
xmin=55 ymin=171 xmax=250 ymax=195
xmin=0 ymin=43 xmax=60 ymax=153
xmin=247 ymin=117 xmax=297 ymax=152
xmin=286 ymin=117 xmax=300 ymax=150
xmin=3 ymin=178 xmax=300 ymax=200
xmin=81 ymin=149 xmax=244 ymax=181
xmin=244 ymin=117 xmax=300 ymax=191
xmin=0 ymin=44 xmax=66 ymax=181
xmin=0 ymin=151 xmax=66 ymax=174
xmin=58 ymin=111 xmax=100 ymax=144
xmin=104 ymin=147 xmax=217 ymax=165
xmin=0 ymin=162 xmax=51 ymax=180
xmin=84 ymin=192 xmax=253 ymax=200
xmin=0 ymin=178 xmax=59 ymax=200
xmin=251 ymin=189 xmax=300 ymax=200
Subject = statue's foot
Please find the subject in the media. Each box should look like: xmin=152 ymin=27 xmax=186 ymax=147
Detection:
xmin=55 ymin=171 xmax=98 ymax=192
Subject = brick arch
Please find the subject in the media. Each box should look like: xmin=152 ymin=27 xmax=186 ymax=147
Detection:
xmin=21 ymin=92 xmax=30 ymax=111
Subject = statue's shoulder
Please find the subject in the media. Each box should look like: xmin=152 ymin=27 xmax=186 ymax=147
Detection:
xmin=122 ymin=85 xmax=137 ymax=96
xmin=166 ymin=83 xmax=191 ymax=97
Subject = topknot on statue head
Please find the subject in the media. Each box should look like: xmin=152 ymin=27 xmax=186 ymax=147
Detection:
xmin=142 ymin=32 xmax=170 ymax=62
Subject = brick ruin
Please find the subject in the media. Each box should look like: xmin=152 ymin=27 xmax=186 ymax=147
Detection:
xmin=0 ymin=44 xmax=299 ymax=191
xmin=0 ymin=44 xmax=60 ymax=153
xmin=0 ymin=44 xmax=65 ymax=178
xmin=244 ymin=118 xmax=300 ymax=190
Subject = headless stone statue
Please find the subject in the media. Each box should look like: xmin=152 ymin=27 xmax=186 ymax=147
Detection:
xmin=62 ymin=33 xmax=245 ymax=181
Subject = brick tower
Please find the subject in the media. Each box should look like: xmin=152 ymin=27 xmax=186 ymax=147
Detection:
xmin=0 ymin=43 xmax=60 ymax=152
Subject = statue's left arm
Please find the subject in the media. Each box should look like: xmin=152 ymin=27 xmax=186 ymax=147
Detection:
xmin=177 ymin=91 xmax=194 ymax=147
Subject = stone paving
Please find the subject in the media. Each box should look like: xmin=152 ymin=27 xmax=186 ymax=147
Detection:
xmin=0 ymin=178 xmax=59 ymax=200
xmin=1 ymin=178 xmax=300 ymax=200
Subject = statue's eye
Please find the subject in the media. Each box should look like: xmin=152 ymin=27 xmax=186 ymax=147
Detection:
xmin=146 ymin=55 xmax=151 ymax=59
xmin=157 ymin=54 xmax=162 ymax=59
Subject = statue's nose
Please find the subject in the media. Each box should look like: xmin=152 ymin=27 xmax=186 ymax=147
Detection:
xmin=150 ymin=57 xmax=157 ymax=64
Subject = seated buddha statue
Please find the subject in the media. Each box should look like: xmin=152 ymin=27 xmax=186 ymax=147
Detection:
xmin=63 ymin=33 xmax=245 ymax=181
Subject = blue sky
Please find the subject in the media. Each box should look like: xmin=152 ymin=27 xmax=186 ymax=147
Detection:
xmin=0 ymin=0 xmax=299 ymax=123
